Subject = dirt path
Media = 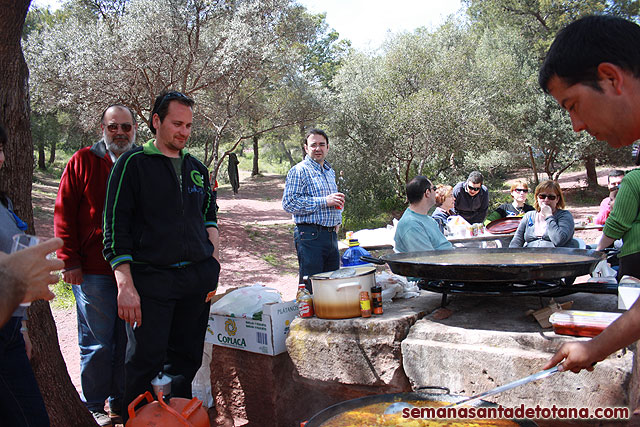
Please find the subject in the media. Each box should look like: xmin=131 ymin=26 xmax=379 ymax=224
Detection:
xmin=46 ymin=172 xmax=299 ymax=395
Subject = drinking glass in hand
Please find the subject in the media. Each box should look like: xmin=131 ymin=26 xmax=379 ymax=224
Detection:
xmin=12 ymin=234 xmax=41 ymax=306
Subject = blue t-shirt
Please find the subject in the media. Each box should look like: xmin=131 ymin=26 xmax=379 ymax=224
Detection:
xmin=394 ymin=208 xmax=453 ymax=252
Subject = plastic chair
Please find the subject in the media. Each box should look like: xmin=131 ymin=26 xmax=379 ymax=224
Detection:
xmin=571 ymin=237 xmax=586 ymax=249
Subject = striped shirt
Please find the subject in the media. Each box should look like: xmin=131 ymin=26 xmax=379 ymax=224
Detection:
xmin=282 ymin=155 xmax=342 ymax=227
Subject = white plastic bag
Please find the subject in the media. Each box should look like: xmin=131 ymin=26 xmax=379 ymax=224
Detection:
xmin=587 ymin=259 xmax=618 ymax=284
xmin=446 ymin=215 xmax=471 ymax=237
xmin=375 ymin=271 xmax=420 ymax=300
xmin=210 ymin=284 xmax=282 ymax=318
xmin=191 ymin=343 xmax=213 ymax=407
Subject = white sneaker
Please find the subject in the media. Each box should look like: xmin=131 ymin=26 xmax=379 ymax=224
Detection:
xmin=90 ymin=410 xmax=112 ymax=427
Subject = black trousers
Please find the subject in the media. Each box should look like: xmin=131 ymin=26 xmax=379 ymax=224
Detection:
xmin=122 ymin=257 xmax=219 ymax=420
xmin=0 ymin=317 xmax=50 ymax=427
xmin=620 ymin=251 xmax=640 ymax=280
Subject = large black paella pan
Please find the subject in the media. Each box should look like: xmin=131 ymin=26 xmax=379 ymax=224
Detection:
xmin=362 ymin=247 xmax=605 ymax=283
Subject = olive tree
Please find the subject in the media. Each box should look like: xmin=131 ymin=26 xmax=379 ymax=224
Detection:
xmin=330 ymin=22 xmax=502 ymax=225
xmin=25 ymin=0 xmax=330 ymax=179
xmin=464 ymin=0 xmax=638 ymax=185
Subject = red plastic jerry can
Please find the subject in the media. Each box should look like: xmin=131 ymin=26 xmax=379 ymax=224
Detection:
xmin=125 ymin=391 xmax=209 ymax=427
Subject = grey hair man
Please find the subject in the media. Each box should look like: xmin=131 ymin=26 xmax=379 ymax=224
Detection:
xmin=54 ymin=104 xmax=137 ymax=425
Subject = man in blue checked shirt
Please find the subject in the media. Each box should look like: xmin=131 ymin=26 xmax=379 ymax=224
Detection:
xmin=283 ymin=128 xmax=345 ymax=292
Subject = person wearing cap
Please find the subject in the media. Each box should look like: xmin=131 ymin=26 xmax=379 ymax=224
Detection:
xmin=452 ymin=171 xmax=489 ymax=225
xmin=103 ymin=91 xmax=220 ymax=419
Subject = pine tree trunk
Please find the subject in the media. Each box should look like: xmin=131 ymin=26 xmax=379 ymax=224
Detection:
xmin=38 ymin=141 xmax=46 ymax=170
xmin=28 ymin=301 xmax=97 ymax=427
xmin=252 ymin=135 xmax=259 ymax=176
xmin=527 ymin=146 xmax=540 ymax=186
xmin=299 ymin=124 xmax=306 ymax=161
xmin=48 ymin=140 xmax=56 ymax=165
xmin=0 ymin=1 xmax=97 ymax=425
xmin=279 ymin=139 xmax=295 ymax=167
xmin=584 ymin=156 xmax=598 ymax=188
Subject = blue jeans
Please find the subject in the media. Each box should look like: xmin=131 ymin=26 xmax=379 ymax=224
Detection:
xmin=72 ymin=274 xmax=126 ymax=412
xmin=0 ymin=316 xmax=50 ymax=426
xmin=294 ymin=224 xmax=340 ymax=292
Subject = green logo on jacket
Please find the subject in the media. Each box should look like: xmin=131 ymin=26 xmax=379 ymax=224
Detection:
xmin=191 ymin=170 xmax=204 ymax=187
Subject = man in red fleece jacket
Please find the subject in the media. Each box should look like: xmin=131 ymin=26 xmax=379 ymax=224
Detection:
xmin=54 ymin=104 xmax=136 ymax=426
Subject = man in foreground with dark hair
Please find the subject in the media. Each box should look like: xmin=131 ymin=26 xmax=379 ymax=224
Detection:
xmin=394 ymin=176 xmax=452 ymax=253
xmin=538 ymin=15 xmax=640 ymax=380
xmin=283 ymin=128 xmax=344 ymax=292
xmin=103 ymin=91 xmax=220 ymax=419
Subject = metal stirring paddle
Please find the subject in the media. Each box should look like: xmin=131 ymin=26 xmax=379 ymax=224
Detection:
xmin=446 ymin=366 xmax=560 ymax=408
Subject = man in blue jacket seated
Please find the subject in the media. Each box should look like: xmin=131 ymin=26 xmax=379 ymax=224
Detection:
xmin=452 ymin=171 xmax=489 ymax=224
xmin=394 ymin=176 xmax=453 ymax=253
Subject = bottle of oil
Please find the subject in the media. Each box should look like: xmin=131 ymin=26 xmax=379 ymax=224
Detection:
xmin=341 ymin=238 xmax=371 ymax=267
xmin=296 ymin=283 xmax=314 ymax=318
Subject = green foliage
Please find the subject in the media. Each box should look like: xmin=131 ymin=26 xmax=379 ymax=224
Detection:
xmin=23 ymin=0 xmax=640 ymax=231
xmin=33 ymin=148 xmax=74 ymax=181
xmin=235 ymin=150 xmax=291 ymax=176
xmin=261 ymin=253 xmax=279 ymax=267
xmin=25 ymin=0 xmax=341 ymax=182
xmin=50 ymin=278 xmax=75 ymax=310
xmin=342 ymin=211 xmax=398 ymax=237
xmin=563 ymin=187 xmax=609 ymax=208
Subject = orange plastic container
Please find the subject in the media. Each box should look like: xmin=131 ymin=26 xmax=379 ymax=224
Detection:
xmin=549 ymin=310 xmax=621 ymax=338
xmin=125 ymin=391 xmax=209 ymax=427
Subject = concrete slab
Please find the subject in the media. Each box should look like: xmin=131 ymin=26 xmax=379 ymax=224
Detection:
xmin=402 ymin=292 xmax=634 ymax=411
xmin=286 ymin=293 xmax=442 ymax=389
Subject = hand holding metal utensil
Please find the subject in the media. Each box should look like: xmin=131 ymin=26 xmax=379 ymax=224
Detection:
xmin=446 ymin=366 xmax=560 ymax=408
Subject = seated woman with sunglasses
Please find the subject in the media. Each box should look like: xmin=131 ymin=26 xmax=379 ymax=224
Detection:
xmin=509 ymin=180 xmax=575 ymax=248
xmin=484 ymin=179 xmax=535 ymax=225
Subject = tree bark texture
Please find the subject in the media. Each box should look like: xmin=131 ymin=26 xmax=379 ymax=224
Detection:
xmin=0 ymin=1 xmax=97 ymax=425
xmin=584 ymin=156 xmax=598 ymax=188
xmin=38 ymin=142 xmax=46 ymax=170
xmin=527 ymin=146 xmax=539 ymax=186
xmin=0 ymin=0 xmax=35 ymax=228
xmin=28 ymin=301 xmax=97 ymax=427
xmin=252 ymin=135 xmax=259 ymax=176
xmin=278 ymin=139 xmax=295 ymax=167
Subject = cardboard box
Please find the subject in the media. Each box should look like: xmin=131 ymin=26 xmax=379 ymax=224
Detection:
xmin=618 ymin=275 xmax=640 ymax=310
xmin=527 ymin=299 xmax=573 ymax=328
xmin=205 ymin=300 xmax=299 ymax=355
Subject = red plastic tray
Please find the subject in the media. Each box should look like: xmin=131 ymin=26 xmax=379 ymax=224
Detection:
xmin=485 ymin=216 xmax=522 ymax=234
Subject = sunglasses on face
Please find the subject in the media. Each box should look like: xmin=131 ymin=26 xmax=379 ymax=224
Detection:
xmin=467 ymin=185 xmax=481 ymax=192
xmin=105 ymin=123 xmax=133 ymax=132
xmin=514 ymin=188 xmax=528 ymax=193
xmin=537 ymin=194 xmax=557 ymax=201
